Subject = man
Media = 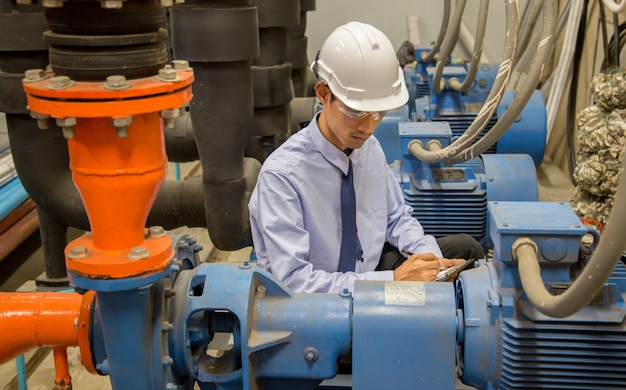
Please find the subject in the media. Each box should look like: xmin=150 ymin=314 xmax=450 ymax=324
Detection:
xmin=249 ymin=21 xmax=484 ymax=293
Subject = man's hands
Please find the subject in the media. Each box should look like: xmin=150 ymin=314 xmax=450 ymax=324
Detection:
xmin=393 ymin=253 xmax=466 ymax=282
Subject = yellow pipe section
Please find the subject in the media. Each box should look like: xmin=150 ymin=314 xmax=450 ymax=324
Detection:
xmin=0 ymin=291 xmax=94 ymax=365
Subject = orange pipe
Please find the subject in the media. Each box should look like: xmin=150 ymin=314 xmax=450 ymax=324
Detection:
xmin=0 ymin=291 xmax=94 ymax=365
xmin=22 ymin=71 xmax=192 ymax=279
xmin=67 ymin=114 xmax=167 ymax=251
xmin=53 ymin=347 xmax=71 ymax=389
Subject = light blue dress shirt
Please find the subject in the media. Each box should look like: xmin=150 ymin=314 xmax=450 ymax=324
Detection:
xmin=248 ymin=114 xmax=442 ymax=293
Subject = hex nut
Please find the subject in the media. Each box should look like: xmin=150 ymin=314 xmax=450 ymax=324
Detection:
xmin=42 ymin=0 xmax=64 ymax=7
xmin=111 ymin=117 xmax=132 ymax=127
xmin=48 ymin=76 xmax=74 ymax=90
xmin=23 ymin=69 xmax=47 ymax=83
xmin=128 ymin=246 xmax=150 ymax=260
xmin=160 ymin=108 xmax=180 ymax=119
xmin=105 ymin=75 xmax=129 ymax=90
xmin=101 ymin=0 xmax=123 ymax=9
xmin=158 ymin=68 xmax=179 ymax=82
xmin=56 ymin=117 xmax=77 ymax=127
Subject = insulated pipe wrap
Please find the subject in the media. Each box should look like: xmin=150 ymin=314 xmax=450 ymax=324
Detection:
xmin=175 ymin=0 xmax=259 ymax=249
xmin=252 ymin=0 xmax=300 ymax=27
xmin=252 ymin=63 xmax=294 ymax=107
xmin=169 ymin=6 xmax=259 ymax=62
xmin=191 ymin=61 xmax=253 ymax=180
xmin=165 ymin=113 xmax=200 ymax=162
xmin=254 ymin=27 xmax=289 ymax=66
xmin=7 ymin=116 xmax=90 ymax=231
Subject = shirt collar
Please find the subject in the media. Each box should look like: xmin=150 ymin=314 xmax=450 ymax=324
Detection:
xmin=309 ymin=113 xmax=362 ymax=176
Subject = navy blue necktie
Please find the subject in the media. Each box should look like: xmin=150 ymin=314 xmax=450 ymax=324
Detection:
xmin=339 ymin=160 xmax=361 ymax=272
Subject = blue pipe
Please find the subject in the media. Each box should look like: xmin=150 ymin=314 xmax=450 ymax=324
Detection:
xmin=0 ymin=177 xmax=29 ymax=221
xmin=16 ymin=354 xmax=27 ymax=390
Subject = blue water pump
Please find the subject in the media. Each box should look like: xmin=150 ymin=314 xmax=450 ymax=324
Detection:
xmin=79 ymin=202 xmax=626 ymax=389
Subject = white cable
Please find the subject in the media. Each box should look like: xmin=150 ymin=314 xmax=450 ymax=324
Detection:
xmin=602 ymin=0 xmax=626 ymax=13
xmin=545 ymin=0 xmax=585 ymax=143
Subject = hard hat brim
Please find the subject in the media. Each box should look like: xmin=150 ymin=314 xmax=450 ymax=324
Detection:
xmin=333 ymin=66 xmax=409 ymax=113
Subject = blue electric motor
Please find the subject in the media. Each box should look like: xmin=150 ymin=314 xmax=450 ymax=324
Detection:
xmin=393 ymin=63 xmax=546 ymax=166
xmin=458 ymin=201 xmax=626 ymax=389
xmin=396 ymin=121 xmax=538 ymax=247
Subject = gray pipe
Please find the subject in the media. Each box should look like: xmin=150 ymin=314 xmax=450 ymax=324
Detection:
xmin=421 ymin=0 xmax=451 ymax=63
xmin=449 ymin=0 xmax=489 ymax=93
xmin=448 ymin=0 xmax=557 ymax=165
xmin=516 ymin=0 xmax=544 ymax=60
xmin=431 ymin=0 xmax=467 ymax=94
xmin=411 ymin=0 xmax=519 ymax=163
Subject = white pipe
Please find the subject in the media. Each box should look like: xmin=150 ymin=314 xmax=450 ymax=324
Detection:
xmin=407 ymin=15 xmax=421 ymax=45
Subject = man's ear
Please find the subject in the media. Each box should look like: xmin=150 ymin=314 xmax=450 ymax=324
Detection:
xmin=314 ymin=82 xmax=330 ymax=105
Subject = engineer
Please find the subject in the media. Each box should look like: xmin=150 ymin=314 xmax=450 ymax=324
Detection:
xmin=249 ymin=21 xmax=484 ymax=293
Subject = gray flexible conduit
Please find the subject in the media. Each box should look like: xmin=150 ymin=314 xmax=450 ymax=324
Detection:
xmin=447 ymin=0 xmax=557 ymax=165
xmin=421 ymin=0 xmax=451 ymax=63
xmin=410 ymin=0 xmax=520 ymax=163
xmin=449 ymin=0 xmax=490 ymax=93
xmin=514 ymin=142 xmax=626 ymax=317
xmin=431 ymin=0 xmax=467 ymax=94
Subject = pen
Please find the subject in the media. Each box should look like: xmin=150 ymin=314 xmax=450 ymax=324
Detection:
xmin=401 ymin=249 xmax=415 ymax=256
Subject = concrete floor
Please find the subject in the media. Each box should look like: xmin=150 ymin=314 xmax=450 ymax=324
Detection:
xmin=0 ymin=159 xmax=574 ymax=390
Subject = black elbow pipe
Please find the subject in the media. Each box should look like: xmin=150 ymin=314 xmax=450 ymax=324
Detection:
xmin=169 ymin=4 xmax=260 ymax=250
xmin=164 ymin=112 xmax=199 ymax=162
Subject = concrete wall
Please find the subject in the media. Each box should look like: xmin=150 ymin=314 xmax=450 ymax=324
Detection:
xmin=305 ymin=0 xmax=529 ymax=67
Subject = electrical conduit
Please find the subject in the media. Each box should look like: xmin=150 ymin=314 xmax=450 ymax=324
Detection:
xmin=449 ymin=0 xmax=490 ymax=93
xmin=447 ymin=0 xmax=557 ymax=164
xmin=421 ymin=0 xmax=451 ymax=62
xmin=431 ymin=0 xmax=467 ymax=94
xmin=411 ymin=0 xmax=520 ymax=163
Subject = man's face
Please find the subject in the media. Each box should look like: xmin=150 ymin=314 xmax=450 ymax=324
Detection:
xmin=315 ymin=82 xmax=385 ymax=152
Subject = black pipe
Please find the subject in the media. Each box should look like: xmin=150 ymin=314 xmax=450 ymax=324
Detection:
xmin=147 ymin=177 xmax=206 ymax=229
xmin=169 ymin=4 xmax=260 ymax=250
xmin=7 ymin=115 xmax=90 ymax=231
xmin=190 ymin=61 xmax=256 ymax=250
xmin=164 ymin=112 xmax=199 ymax=162
xmin=35 ymin=207 xmax=70 ymax=284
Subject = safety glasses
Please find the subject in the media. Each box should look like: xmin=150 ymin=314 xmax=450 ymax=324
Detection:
xmin=335 ymin=98 xmax=388 ymax=121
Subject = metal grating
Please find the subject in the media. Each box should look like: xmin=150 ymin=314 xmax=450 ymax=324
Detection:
xmin=497 ymin=319 xmax=626 ymax=389
xmin=403 ymin=190 xmax=487 ymax=239
xmin=416 ymin=82 xmax=431 ymax=99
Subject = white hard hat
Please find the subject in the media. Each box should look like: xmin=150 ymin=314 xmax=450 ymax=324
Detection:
xmin=311 ymin=21 xmax=408 ymax=112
